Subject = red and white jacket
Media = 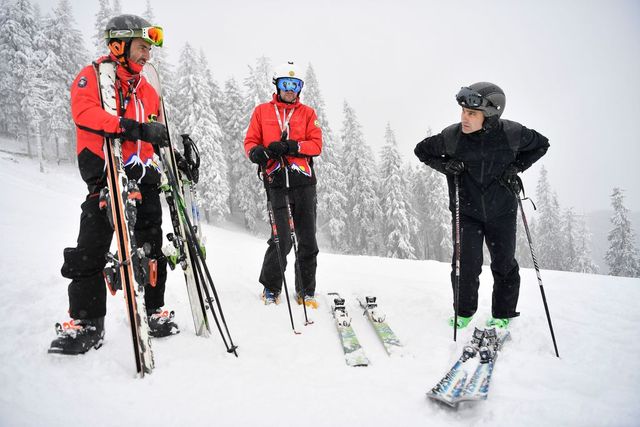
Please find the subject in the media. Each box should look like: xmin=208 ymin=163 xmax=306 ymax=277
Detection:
xmin=244 ymin=94 xmax=322 ymax=187
xmin=70 ymin=55 xmax=161 ymax=194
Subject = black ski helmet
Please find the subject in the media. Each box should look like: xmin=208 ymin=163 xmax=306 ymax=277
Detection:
xmin=104 ymin=14 xmax=153 ymax=65
xmin=456 ymin=82 xmax=506 ymax=118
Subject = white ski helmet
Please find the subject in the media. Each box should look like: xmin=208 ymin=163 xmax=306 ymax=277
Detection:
xmin=272 ymin=61 xmax=304 ymax=86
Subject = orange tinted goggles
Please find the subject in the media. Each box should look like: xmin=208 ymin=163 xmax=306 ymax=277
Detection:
xmin=105 ymin=26 xmax=164 ymax=47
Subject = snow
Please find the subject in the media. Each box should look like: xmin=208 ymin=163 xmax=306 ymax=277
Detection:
xmin=1 ymin=154 xmax=639 ymax=427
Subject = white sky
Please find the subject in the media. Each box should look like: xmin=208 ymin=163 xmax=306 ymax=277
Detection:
xmin=35 ymin=0 xmax=640 ymax=212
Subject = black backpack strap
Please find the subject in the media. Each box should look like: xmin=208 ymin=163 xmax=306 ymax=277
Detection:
xmin=442 ymin=123 xmax=461 ymax=156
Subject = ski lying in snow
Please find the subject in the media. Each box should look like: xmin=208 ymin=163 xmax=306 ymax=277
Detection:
xmin=327 ymin=293 xmax=369 ymax=367
xmin=426 ymin=327 xmax=509 ymax=407
xmin=357 ymin=296 xmax=402 ymax=355
xmin=97 ymin=61 xmax=154 ymax=376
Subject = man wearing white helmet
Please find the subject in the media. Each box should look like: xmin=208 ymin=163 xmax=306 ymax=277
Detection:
xmin=244 ymin=61 xmax=323 ymax=307
xmin=414 ymin=82 xmax=550 ymax=330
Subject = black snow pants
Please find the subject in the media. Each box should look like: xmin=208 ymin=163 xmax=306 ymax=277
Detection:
xmin=259 ymin=185 xmax=318 ymax=297
xmin=450 ymin=210 xmax=520 ymax=319
xmin=61 ymin=184 xmax=167 ymax=319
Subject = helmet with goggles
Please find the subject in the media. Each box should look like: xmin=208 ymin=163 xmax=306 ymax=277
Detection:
xmin=456 ymin=82 xmax=505 ymax=118
xmin=272 ymin=61 xmax=304 ymax=94
xmin=104 ymin=14 xmax=163 ymax=66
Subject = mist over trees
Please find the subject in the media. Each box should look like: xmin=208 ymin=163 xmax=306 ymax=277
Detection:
xmin=3 ymin=0 xmax=637 ymax=277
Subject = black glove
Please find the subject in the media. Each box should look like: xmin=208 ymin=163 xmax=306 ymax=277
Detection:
xmin=175 ymin=151 xmax=199 ymax=184
xmin=267 ymin=140 xmax=298 ymax=158
xmin=444 ymin=159 xmax=465 ymax=176
xmin=501 ymin=164 xmax=522 ymax=194
xmin=249 ymin=145 xmax=269 ymax=166
xmin=120 ymin=118 xmax=169 ymax=147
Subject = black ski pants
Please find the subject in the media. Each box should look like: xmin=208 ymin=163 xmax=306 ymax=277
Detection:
xmin=61 ymin=184 xmax=167 ymax=319
xmin=450 ymin=210 xmax=520 ymax=319
xmin=259 ymin=185 xmax=318 ymax=297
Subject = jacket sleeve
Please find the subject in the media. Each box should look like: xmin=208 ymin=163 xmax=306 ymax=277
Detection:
xmin=414 ymin=133 xmax=449 ymax=175
xmin=515 ymin=126 xmax=550 ymax=171
xmin=70 ymin=65 xmax=121 ymax=137
xmin=243 ymin=107 xmax=263 ymax=157
xmin=296 ymin=109 xmax=322 ymax=157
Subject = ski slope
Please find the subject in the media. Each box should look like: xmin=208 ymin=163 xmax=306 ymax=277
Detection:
xmin=0 ymin=154 xmax=639 ymax=427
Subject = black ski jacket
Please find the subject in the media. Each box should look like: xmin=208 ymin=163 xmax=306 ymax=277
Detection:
xmin=414 ymin=120 xmax=549 ymax=221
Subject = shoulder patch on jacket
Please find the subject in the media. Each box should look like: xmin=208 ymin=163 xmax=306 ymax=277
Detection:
xmin=77 ymin=76 xmax=87 ymax=88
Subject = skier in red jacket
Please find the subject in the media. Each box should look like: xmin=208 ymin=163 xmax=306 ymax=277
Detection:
xmin=49 ymin=15 xmax=180 ymax=355
xmin=244 ymin=61 xmax=323 ymax=307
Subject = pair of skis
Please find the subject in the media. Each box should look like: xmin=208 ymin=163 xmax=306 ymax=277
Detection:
xmin=327 ymin=293 xmax=403 ymax=367
xmin=426 ymin=327 xmax=510 ymax=407
xmin=96 ymin=62 xmax=237 ymax=377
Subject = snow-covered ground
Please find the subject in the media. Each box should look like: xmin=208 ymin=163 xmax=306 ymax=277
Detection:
xmin=1 ymin=154 xmax=639 ymax=427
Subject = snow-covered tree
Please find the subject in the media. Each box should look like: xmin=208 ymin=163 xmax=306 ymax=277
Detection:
xmin=42 ymin=0 xmax=88 ymax=163
xmin=111 ymin=0 xmax=121 ymax=16
xmin=573 ymin=212 xmax=599 ymax=274
xmin=304 ymin=64 xmax=348 ymax=251
xmin=233 ymin=57 xmax=273 ymax=232
xmin=92 ymin=0 xmax=111 ymax=58
xmin=0 ymin=0 xmax=36 ymax=142
xmin=341 ymin=101 xmax=382 ymax=255
xmin=535 ymin=166 xmax=564 ymax=270
xmin=378 ymin=123 xmax=416 ymax=259
xmin=411 ymin=164 xmax=451 ymax=261
xmin=219 ymin=77 xmax=248 ymax=209
xmin=172 ymin=43 xmax=228 ymax=222
xmin=605 ymin=188 xmax=640 ymax=277
xmin=20 ymin=3 xmax=46 ymax=171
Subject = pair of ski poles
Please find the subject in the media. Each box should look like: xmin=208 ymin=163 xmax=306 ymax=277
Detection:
xmin=452 ymin=175 xmax=560 ymax=357
xmin=260 ymin=153 xmax=313 ymax=335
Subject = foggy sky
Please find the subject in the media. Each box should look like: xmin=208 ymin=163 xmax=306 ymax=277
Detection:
xmin=34 ymin=0 xmax=640 ymax=212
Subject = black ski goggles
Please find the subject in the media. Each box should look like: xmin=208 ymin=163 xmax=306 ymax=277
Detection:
xmin=456 ymin=87 xmax=485 ymax=108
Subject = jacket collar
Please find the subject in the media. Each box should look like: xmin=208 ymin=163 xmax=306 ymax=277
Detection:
xmin=270 ymin=93 xmax=300 ymax=108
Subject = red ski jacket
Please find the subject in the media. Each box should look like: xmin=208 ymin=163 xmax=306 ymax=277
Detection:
xmin=244 ymin=94 xmax=322 ymax=187
xmin=70 ymin=55 xmax=161 ymax=194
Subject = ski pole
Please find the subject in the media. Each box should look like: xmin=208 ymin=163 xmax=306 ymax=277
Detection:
xmin=453 ymin=174 xmax=461 ymax=342
xmin=260 ymin=165 xmax=300 ymax=334
xmin=281 ymin=156 xmax=313 ymax=326
xmin=517 ymin=196 xmax=560 ymax=358
xmin=161 ymin=152 xmax=239 ymax=356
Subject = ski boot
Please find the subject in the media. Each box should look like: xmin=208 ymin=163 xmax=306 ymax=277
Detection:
xmin=261 ymin=288 xmax=281 ymax=305
xmin=148 ymin=308 xmax=180 ymax=338
xmin=296 ymin=293 xmax=318 ymax=309
xmin=448 ymin=315 xmax=473 ymax=329
xmin=48 ymin=317 xmax=105 ymax=355
xmin=486 ymin=317 xmax=510 ymax=329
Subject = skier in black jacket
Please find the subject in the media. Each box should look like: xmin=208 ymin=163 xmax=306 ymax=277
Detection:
xmin=414 ymin=82 xmax=549 ymax=329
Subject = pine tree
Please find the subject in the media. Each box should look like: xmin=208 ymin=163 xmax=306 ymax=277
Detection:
xmin=0 ymin=0 xmax=36 ymax=142
xmin=220 ymin=77 xmax=254 ymax=219
xmin=303 ymin=64 xmax=348 ymax=251
xmin=605 ymin=188 xmax=640 ymax=277
xmin=411 ymin=164 xmax=451 ymax=261
xmin=111 ymin=0 xmax=122 ymax=16
xmin=20 ymin=3 xmax=46 ymax=171
xmin=196 ymin=49 xmax=229 ymax=221
xmin=535 ymin=166 xmax=564 ymax=270
xmin=574 ymin=213 xmax=599 ymax=274
xmin=172 ymin=43 xmax=229 ymax=222
xmin=93 ymin=0 xmax=111 ymax=58
xmin=234 ymin=57 xmax=273 ymax=232
xmin=379 ymin=123 xmax=416 ymax=259
xmin=42 ymin=0 xmax=88 ymax=164
xmin=341 ymin=101 xmax=382 ymax=255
